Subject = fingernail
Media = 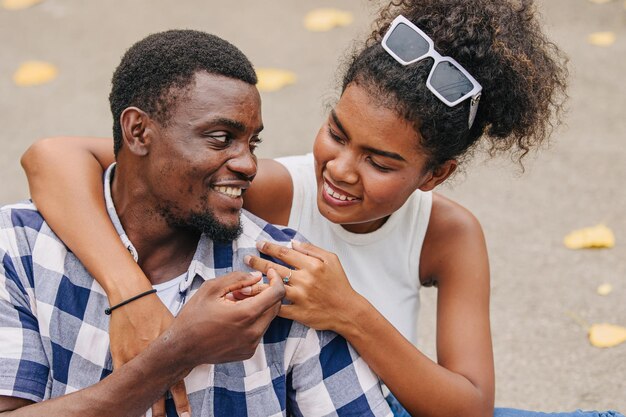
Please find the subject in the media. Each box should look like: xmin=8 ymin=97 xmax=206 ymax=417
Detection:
xmin=240 ymin=286 xmax=252 ymax=295
xmin=256 ymin=240 xmax=266 ymax=250
xmin=181 ymin=412 xmax=191 ymax=417
xmin=250 ymin=271 xmax=262 ymax=278
xmin=291 ymin=239 xmax=299 ymax=248
xmin=244 ymin=255 xmax=251 ymax=265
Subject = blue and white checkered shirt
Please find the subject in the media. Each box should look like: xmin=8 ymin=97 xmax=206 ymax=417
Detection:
xmin=0 ymin=165 xmax=392 ymax=417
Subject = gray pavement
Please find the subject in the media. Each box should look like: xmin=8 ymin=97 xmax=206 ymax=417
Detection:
xmin=1 ymin=0 xmax=624 ymax=412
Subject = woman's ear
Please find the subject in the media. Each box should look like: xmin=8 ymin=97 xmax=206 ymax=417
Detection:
xmin=418 ymin=159 xmax=457 ymax=191
xmin=120 ymin=107 xmax=154 ymax=156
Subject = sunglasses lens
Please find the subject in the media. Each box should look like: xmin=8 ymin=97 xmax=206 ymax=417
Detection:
xmin=430 ymin=61 xmax=475 ymax=103
xmin=386 ymin=22 xmax=430 ymax=62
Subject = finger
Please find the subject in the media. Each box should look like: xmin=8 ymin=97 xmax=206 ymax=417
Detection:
xmin=256 ymin=240 xmax=318 ymax=269
xmin=240 ymin=268 xmax=285 ymax=316
xmin=233 ymin=282 xmax=269 ymax=299
xmin=253 ymin=270 xmax=285 ymax=331
xmin=291 ymin=239 xmax=328 ymax=262
xmin=151 ymin=396 xmax=166 ymax=417
xmin=209 ymin=271 xmax=263 ymax=297
xmin=171 ymin=380 xmax=191 ymax=417
xmin=244 ymin=255 xmax=292 ymax=280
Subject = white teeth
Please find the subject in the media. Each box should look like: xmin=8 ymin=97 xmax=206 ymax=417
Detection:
xmin=214 ymin=186 xmax=242 ymax=198
xmin=323 ymin=182 xmax=356 ymax=201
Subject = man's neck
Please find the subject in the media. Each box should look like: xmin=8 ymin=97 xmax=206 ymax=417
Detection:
xmin=110 ymin=167 xmax=200 ymax=285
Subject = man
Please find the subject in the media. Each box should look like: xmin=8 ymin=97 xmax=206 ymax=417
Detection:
xmin=0 ymin=30 xmax=392 ymax=416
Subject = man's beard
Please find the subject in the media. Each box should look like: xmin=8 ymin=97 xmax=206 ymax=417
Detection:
xmin=158 ymin=204 xmax=242 ymax=243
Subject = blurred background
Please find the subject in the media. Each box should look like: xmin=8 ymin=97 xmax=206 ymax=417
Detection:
xmin=1 ymin=0 xmax=624 ymax=412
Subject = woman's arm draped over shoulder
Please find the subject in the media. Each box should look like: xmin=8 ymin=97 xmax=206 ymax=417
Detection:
xmin=20 ymin=137 xmax=147 ymax=302
xmin=20 ymin=137 xmax=192 ymax=415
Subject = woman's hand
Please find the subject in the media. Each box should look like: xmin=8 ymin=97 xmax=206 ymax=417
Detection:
xmin=244 ymin=240 xmax=363 ymax=333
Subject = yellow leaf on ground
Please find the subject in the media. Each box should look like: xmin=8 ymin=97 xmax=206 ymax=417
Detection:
xmin=589 ymin=323 xmax=626 ymax=348
xmin=256 ymin=68 xmax=296 ymax=92
xmin=304 ymin=8 xmax=353 ymax=32
xmin=587 ymin=31 xmax=616 ymax=47
xmin=563 ymin=224 xmax=615 ymax=249
xmin=13 ymin=61 xmax=58 ymax=86
xmin=597 ymin=283 xmax=613 ymax=296
xmin=2 ymin=0 xmax=43 ymax=10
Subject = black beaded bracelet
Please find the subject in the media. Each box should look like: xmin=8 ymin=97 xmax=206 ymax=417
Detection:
xmin=104 ymin=289 xmax=157 ymax=315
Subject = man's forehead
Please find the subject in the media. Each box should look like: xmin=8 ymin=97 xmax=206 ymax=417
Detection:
xmin=175 ymin=71 xmax=262 ymax=127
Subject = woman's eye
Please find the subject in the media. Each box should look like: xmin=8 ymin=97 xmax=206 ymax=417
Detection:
xmin=367 ymin=157 xmax=392 ymax=173
xmin=327 ymin=125 xmax=344 ymax=144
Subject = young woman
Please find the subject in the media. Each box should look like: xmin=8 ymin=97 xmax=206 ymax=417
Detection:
xmin=24 ymin=1 xmax=621 ymax=417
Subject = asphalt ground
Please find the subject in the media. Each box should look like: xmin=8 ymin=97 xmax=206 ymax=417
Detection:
xmin=1 ymin=0 xmax=624 ymax=412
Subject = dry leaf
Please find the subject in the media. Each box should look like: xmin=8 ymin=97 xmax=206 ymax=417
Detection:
xmin=589 ymin=323 xmax=626 ymax=348
xmin=304 ymin=8 xmax=353 ymax=32
xmin=13 ymin=61 xmax=58 ymax=86
xmin=2 ymin=0 xmax=43 ymax=10
xmin=597 ymin=283 xmax=613 ymax=296
xmin=256 ymin=68 xmax=296 ymax=92
xmin=587 ymin=32 xmax=617 ymax=47
xmin=563 ymin=224 xmax=615 ymax=249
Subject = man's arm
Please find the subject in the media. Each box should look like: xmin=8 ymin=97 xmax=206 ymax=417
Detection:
xmin=0 ymin=269 xmax=286 ymax=417
xmin=287 ymin=328 xmax=393 ymax=416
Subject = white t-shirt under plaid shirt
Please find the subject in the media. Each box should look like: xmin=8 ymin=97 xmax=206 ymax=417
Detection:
xmin=0 ymin=164 xmax=392 ymax=417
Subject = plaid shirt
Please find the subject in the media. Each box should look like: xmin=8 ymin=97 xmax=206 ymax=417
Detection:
xmin=0 ymin=165 xmax=392 ymax=417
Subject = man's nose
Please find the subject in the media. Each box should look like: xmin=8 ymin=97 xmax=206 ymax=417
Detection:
xmin=227 ymin=144 xmax=257 ymax=179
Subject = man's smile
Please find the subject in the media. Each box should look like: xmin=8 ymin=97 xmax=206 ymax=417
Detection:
xmin=213 ymin=185 xmax=243 ymax=198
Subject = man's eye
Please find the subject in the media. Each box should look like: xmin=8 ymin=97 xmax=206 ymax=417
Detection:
xmin=205 ymin=132 xmax=230 ymax=143
xmin=250 ymin=137 xmax=263 ymax=152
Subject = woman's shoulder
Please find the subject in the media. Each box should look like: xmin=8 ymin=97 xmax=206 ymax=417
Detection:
xmin=429 ymin=192 xmax=483 ymax=237
xmin=420 ymin=192 xmax=487 ymax=285
xmin=243 ymin=158 xmax=294 ymax=226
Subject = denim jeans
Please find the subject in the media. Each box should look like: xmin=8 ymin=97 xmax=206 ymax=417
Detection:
xmin=385 ymin=392 xmax=625 ymax=417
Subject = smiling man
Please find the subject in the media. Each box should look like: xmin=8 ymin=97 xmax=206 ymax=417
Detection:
xmin=0 ymin=30 xmax=391 ymax=416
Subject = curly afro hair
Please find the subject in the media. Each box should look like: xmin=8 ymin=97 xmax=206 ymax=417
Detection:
xmin=342 ymin=0 xmax=568 ymax=170
xmin=109 ymin=29 xmax=257 ymax=155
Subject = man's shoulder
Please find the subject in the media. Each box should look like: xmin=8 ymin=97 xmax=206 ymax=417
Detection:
xmin=1 ymin=200 xmax=45 ymax=231
xmin=0 ymin=201 xmax=51 ymax=252
xmin=0 ymin=200 xmax=67 ymax=268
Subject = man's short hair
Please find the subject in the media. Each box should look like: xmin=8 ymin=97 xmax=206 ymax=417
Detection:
xmin=109 ymin=29 xmax=258 ymax=155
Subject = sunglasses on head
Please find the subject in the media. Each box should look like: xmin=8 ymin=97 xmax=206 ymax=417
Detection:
xmin=381 ymin=15 xmax=482 ymax=129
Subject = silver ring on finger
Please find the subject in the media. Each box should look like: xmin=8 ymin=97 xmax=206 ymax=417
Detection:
xmin=282 ymin=270 xmax=292 ymax=284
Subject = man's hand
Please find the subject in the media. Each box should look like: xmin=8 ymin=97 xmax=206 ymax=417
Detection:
xmin=169 ymin=269 xmax=285 ymax=368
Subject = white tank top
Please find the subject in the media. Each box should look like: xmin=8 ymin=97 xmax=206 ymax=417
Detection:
xmin=275 ymin=154 xmax=432 ymax=344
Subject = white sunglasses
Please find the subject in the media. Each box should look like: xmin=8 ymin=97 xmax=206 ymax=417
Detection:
xmin=381 ymin=15 xmax=482 ymax=128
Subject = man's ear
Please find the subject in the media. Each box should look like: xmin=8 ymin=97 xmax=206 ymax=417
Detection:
xmin=120 ymin=107 xmax=155 ymax=156
xmin=418 ymin=159 xmax=457 ymax=191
